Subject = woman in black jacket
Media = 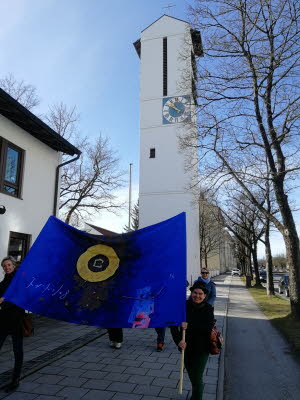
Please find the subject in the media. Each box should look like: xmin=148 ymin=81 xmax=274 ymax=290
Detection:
xmin=171 ymin=281 xmax=215 ymax=400
xmin=0 ymin=256 xmax=25 ymax=392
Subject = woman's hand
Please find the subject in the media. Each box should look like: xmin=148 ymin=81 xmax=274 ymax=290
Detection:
xmin=178 ymin=340 xmax=187 ymax=350
xmin=181 ymin=322 xmax=187 ymax=329
xmin=0 ymin=297 xmax=4 ymax=304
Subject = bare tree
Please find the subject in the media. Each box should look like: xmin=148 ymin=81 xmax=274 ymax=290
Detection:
xmin=44 ymin=102 xmax=79 ymax=141
xmin=59 ymin=135 xmax=123 ymax=225
xmin=44 ymin=103 xmax=124 ymax=226
xmin=262 ymin=178 xmax=276 ymax=295
xmin=0 ymin=73 xmax=40 ymax=110
xmin=59 ymin=134 xmax=124 ymax=226
xmin=185 ymin=0 xmax=300 ymax=318
xmin=199 ymin=194 xmax=224 ymax=269
xmin=236 ymin=239 xmax=251 ymax=276
xmin=219 ymin=191 xmax=265 ymax=285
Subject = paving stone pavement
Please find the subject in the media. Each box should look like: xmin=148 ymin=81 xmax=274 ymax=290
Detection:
xmin=0 ymin=274 xmax=230 ymax=400
xmin=0 ymin=317 xmax=102 ymax=376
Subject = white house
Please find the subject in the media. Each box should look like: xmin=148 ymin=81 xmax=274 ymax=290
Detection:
xmin=0 ymin=88 xmax=80 ymax=278
xmin=134 ymin=15 xmax=203 ymax=282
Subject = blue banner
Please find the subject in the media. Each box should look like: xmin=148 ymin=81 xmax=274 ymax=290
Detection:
xmin=4 ymin=213 xmax=186 ymax=328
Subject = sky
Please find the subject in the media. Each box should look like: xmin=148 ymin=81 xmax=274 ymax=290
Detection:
xmin=0 ymin=0 xmax=291 ymax=257
xmin=0 ymin=0 xmax=189 ymax=228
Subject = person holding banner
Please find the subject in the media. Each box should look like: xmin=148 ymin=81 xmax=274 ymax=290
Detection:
xmin=170 ymin=282 xmax=215 ymax=400
xmin=0 ymin=256 xmax=25 ymax=392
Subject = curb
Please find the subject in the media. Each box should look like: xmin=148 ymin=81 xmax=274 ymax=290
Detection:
xmin=217 ymin=275 xmax=231 ymax=400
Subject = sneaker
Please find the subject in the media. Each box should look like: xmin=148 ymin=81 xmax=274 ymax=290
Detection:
xmin=114 ymin=342 xmax=122 ymax=349
xmin=157 ymin=343 xmax=164 ymax=352
xmin=109 ymin=341 xmax=115 ymax=348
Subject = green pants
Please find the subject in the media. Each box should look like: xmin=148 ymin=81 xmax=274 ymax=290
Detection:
xmin=184 ymin=351 xmax=209 ymax=400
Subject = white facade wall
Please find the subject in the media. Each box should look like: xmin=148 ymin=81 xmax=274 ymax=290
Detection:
xmin=138 ymin=16 xmax=200 ymax=281
xmin=0 ymin=114 xmax=60 ymax=279
xmin=139 ymin=125 xmax=188 ymax=193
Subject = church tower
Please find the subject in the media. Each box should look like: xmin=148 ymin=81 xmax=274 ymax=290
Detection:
xmin=134 ymin=15 xmax=202 ymax=281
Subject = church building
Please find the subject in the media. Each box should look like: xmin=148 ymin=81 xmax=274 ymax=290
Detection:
xmin=134 ymin=15 xmax=203 ymax=281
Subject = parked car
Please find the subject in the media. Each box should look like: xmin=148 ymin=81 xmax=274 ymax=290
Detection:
xmin=259 ymin=270 xmax=267 ymax=282
xmin=231 ymin=269 xmax=241 ymax=276
xmin=278 ymin=275 xmax=290 ymax=297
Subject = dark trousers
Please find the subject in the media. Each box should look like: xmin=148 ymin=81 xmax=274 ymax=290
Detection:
xmin=107 ymin=328 xmax=123 ymax=343
xmin=184 ymin=351 xmax=209 ymax=400
xmin=0 ymin=334 xmax=23 ymax=379
xmin=155 ymin=327 xmax=166 ymax=344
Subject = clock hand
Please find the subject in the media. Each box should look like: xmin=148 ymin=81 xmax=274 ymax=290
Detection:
xmin=169 ymin=102 xmax=181 ymax=113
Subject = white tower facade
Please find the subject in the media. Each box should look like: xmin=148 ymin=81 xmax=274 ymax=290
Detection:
xmin=134 ymin=15 xmax=202 ymax=281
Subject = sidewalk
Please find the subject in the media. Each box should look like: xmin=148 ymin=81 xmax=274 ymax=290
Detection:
xmin=0 ymin=317 xmax=104 ymax=385
xmin=0 ymin=274 xmax=231 ymax=400
xmin=224 ymin=276 xmax=300 ymax=400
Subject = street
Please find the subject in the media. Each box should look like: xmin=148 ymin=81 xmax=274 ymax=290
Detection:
xmin=261 ymin=273 xmax=289 ymax=300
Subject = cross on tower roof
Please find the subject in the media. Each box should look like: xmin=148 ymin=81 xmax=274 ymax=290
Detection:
xmin=162 ymin=4 xmax=175 ymax=15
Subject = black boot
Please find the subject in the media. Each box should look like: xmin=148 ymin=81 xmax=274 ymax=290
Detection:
xmin=4 ymin=377 xmax=20 ymax=392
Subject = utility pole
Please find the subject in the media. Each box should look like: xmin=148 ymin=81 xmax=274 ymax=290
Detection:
xmin=128 ymin=163 xmax=133 ymax=231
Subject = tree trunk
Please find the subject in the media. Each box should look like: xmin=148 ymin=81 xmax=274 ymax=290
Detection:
xmin=204 ymin=252 xmax=208 ymax=269
xmin=265 ymin=219 xmax=275 ymax=295
xmin=284 ymin=233 xmax=300 ymax=319
xmin=275 ymin=182 xmax=300 ymax=318
xmin=199 ymin=247 xmax=203 ymax=272
xmin=246 ymin=256 xmax=252 ymax=277
xmin=244 ymin=246 xmax=252 ymax=277
xmin=65 ymin=206 xmax=76 ymax=225
xmin=252 ymin=245 xmax=261 ymax=286
xmin=242 ymin=258 xmax=246 ymax=276
xmin=65 ymin=213 xmax=71 ymax=225
xmin=240 ymin=255 xmax=247 ymax=276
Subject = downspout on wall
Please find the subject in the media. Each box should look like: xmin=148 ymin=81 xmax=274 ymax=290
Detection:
xmin=53 ymin=153 xmax=81 ymax=216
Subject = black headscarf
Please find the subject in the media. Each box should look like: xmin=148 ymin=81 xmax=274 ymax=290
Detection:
xmin=0 ymin=270 xmax=16 ymax=297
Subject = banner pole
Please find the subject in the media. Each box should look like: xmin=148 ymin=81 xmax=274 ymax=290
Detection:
xmin=178 ymin=324 xmax=187 ymax=394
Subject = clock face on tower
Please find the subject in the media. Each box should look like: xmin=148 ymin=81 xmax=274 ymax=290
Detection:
xmin=162 ymin=95 xmax=191 ymax=124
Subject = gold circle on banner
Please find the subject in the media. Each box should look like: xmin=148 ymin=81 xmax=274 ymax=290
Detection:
xmin=76 ymin=244 xmax=120 ymax=282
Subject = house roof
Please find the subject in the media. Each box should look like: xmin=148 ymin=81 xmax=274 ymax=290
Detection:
xmin=141 ymin=14 xmax=189 ymax=33
xmin=0 ymin=88 xmax=81 ymax=156
xmin=86 ymin=222 xmax=119 ymax=236
xmin=133 ymin=14 xmax=203 ymax=58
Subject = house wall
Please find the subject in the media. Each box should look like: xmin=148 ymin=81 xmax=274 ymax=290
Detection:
xmin=205 ymin=253 xmax=221 ymax=277
xmin=138 ymin=16 xmax=200 ymax=282
xmin=0 ymin=114 xmax=60 ymax=278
